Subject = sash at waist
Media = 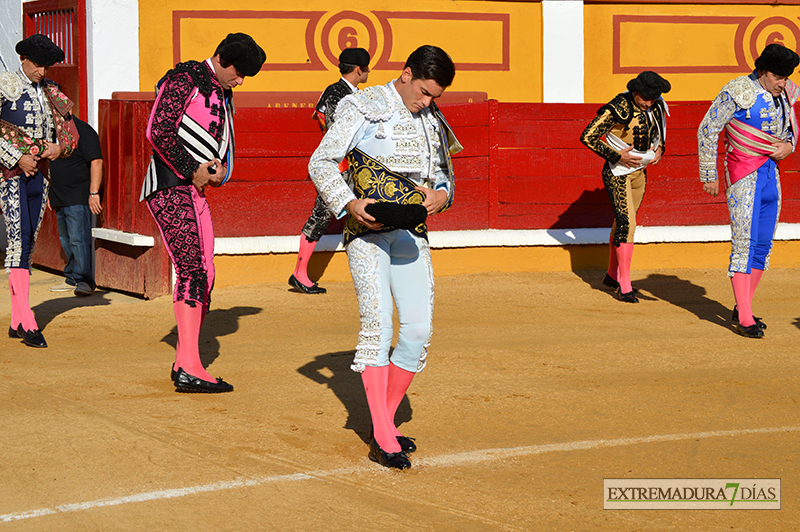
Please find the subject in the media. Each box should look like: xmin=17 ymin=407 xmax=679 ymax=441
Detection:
xmin=343 ymin=148 xmax=428 ymax=246
xmin=724 ymin=118 xmax=780 ymax=185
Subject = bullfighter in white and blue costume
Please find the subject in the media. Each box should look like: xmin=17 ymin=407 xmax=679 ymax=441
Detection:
xmin=309 ymin=45 xmax=461 ymax=469
xmin=698 ymin=43 xmax=800 ymax=338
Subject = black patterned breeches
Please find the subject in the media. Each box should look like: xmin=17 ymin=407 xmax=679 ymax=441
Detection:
xmin=602 ymin=166 xmax=647 ymax=246
xmin=146 ymin=185 xmax=214 ymax=308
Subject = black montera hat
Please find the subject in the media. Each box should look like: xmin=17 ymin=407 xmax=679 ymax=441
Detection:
xmin=754 ymin=43 xmax=800 ymax=77
xmin=215 ymin=33 xmax=266 ymax=77
xmin=627 ymin=71 xmax=671 ymax=100
xmin=365 ymin=202 xmax=427 ymax=230
xmin=339 ymin=48 xmax=370 ymax=68
xmin=16 ymin=34 xmax=65 ymax=66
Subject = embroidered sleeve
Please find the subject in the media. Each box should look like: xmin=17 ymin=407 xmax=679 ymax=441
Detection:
xmin=146 ymin=72 xmax=198 ymax=180
xmin=580 ymin=110 xmax=621 ymax=164
xmin=308 ymin=98 xmax=366 ymax=217
xmin=698 ymin=90 xmax=738 ymax=182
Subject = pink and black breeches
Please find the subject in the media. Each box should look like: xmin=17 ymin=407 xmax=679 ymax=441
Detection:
xmin=146 ymin=184 xmax=215 ymax=310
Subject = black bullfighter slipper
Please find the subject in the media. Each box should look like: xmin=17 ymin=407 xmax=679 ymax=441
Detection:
xmin=368 ymin=438 xmax=411 ymax=470
xmin=8 ymin=326 xmax=20 ymax=338
xmin=397 ymin=435 xmax=417 ymax=454
xmin=288 ymin=274 xmax=327 ymax=294
xmin=735 ymin=323 xmax=764 ymax=338
xmin=616 ymin=287 xmax=639 ymax=303
xmin=18 ymin=325 xmax=47 ymax=348
xmin=173 ymin=368 xmax=233 ymax=393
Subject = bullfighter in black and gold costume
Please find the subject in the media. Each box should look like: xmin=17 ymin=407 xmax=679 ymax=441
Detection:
xmin=1 ymin=35 xmax=77 ymax=348
xmin=580 ymin=71 xmax=671 ymax=302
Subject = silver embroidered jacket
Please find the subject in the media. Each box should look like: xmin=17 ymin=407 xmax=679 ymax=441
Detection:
xmin=308 ymin=80 xmax=454 ymax=219
xmin=0 ymin=69 xmax=57 ymax=169
xmin=698 ymin=71 xmax=794 ymax=183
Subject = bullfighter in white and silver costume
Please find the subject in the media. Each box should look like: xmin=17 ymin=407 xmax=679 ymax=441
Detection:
xmin=698 ymin=43 xmax=799 ymax=338
xmin=309 ymin=45 xmax=461 ymax=469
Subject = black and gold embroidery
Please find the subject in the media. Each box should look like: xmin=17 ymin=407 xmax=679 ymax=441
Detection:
xmin=343 ymin=148 xmax=428 ymax=245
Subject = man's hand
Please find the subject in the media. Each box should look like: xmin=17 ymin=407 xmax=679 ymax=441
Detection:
xmin=346 ymin=198 xmax=383 ymax=230
xmin=415 ymin=186 xmax=448 ymax=215
xmin=41 ymin=142 xmax=63 ymax=161
xmin=618 ymin=146 xmax=643 ymax=168
xmin=703 ymin=180 xmax=719 ymax=197
xmin=650 ymin=146 xmax=664 ymax=166
xmin=770 ymin=141 xmax=793 ymax=161
xmin=89 ymin=195 xmax=102 ymax=215
xmin=192 ymin=159 xmax=223 ymax=193
xmin=17 ymin=154 xmax=39 ymax=176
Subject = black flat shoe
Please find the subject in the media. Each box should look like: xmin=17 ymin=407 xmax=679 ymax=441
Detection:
xmin=368 ymin=439 xmax=411 ymax=470
xmin=616 ymin=287 xmax=639 ymax=303
xmin=732 ymin=305 xmax=766 ymax=330
xmin=397 ymin=436 xmax=416 ymax=453
xmin=8 ymin=326 xmax=20 ymax=338
xmin=18 ymin=325 xmax=47 ymax=348
xmin=603 ymin=273 xmax=639 ymax=294
xmin=288 ymin=274 xmax=327 ymax=294
xmin=170 ymin=367 xmax=177 ymax=381
xmin=174 ymin=368 xmax=233 ymax=393
xmin=736 ymin=323 xmax=764 ymax=338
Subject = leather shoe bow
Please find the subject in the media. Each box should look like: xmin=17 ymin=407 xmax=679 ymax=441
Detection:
xmin=18 ymin=325 xmax=47 ymax=348
xmin=368 ymin=438 xmax=411 ymax=469
xmin=174 ymin=368 xmax=233 ymax=393
xmin=288 ymin=274 xmax=327 ymax=294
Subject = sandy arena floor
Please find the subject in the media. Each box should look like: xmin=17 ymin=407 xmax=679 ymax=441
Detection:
xmin=0 ymin=266 xmax=798 ymax=531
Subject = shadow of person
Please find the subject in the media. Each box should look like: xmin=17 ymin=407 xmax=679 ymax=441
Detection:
xmin=794 ymin=317 xmax=800 ymax=331
xmin=31 ymin=290 xmax=113 ymax=330
xmin=160 ymin=306 xmax=262 ymax=369
xmin=634 ymin=273 xmax=731 ymax=329
xmin=297 ymin=351 xmax=413 ymax=444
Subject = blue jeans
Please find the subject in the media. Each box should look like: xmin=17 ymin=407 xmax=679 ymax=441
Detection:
xmin=56 ymin=204 xmax=94 ymax=287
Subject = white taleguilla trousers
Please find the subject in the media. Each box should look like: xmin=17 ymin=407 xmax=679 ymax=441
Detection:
xmin=346 ymin=229 xmax=434 ymax=373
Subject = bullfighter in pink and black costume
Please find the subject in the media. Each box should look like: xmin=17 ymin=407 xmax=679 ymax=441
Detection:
xmin=141 ymin=33 xmax=265 ymax=392
xmin=698 ymin=43 xmax=800 ymax=338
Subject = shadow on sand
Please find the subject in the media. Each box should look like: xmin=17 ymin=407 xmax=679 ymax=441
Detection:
xmin=32 ymin=290 xmax=114 ymax=330
xmin=574 ymin=270 xmax=732 ymax=330
xmin=297 ymin=351 xmax=412 ymax=444
xmin=160 ymin=306 xmax=262 ymax=369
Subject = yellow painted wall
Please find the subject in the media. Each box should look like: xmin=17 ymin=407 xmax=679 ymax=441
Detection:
xmin=585 ymin=4 xmax=800 ymax=102
xmin=214 ymin=240 xmax=800 ymax=287
xmin=138 ymin=0 xmax=542 ymax=102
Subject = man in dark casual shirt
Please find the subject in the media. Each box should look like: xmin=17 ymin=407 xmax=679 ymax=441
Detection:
xmin=49 ymin=117 xmax=103 ymax=296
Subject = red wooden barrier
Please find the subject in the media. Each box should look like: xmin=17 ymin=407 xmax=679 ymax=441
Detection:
xmin=32 ymin=97 xmax=797 ymax=299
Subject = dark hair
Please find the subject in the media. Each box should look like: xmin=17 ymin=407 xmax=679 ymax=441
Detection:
xmin=404 ymin=45 xmax=455 ymax=88
xmin=339 ymin=63 xmax=357 ymax=75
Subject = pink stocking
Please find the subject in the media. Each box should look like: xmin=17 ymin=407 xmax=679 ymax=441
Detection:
xmin=9 ymin=269 xmax=38 ymax=332
xmin=615 ymin=243 xmax=635 ymax=293
xmin=174 ymin=300 xmax=215 ymax=381
xmin=292 ymin=235 xmax=317 ymax=287
xmin=749 ymin=268 xmax=763 ymax=307
xmin=731 ymin=273 xmax=755 ymax=327
xmin=8 ymin=277 xmax=21 ymax=330
xmin=606 ymin=234 xmax=618 ymax=279
xmin=386 ymin=363 xmax=415 ymax=438
xmin=362 ymin=365 xmax=401 ymax=453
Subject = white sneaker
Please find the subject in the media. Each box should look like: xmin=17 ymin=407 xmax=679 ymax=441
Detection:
xmin=50 ymin=281 xmax=76 ymax=292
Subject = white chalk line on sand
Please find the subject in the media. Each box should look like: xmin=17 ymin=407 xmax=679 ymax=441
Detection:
xmin=3 ymin=424 xmax=798 ymax=523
